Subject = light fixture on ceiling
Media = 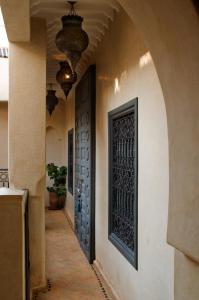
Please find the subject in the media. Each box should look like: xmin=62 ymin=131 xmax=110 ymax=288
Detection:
xmin=55 ymin=1 xmax=89 ymax=72
xmin=56 ymin=61 xmax=77 ymax=98
xmin=46 ymin=84 xmax=59 ymax=116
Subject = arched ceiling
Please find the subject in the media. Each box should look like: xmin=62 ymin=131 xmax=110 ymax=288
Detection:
xmin=30 ymin=0 xmax=120 ymax=90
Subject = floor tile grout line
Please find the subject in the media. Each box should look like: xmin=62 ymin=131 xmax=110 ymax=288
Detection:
xmin=63 ymin=210 xmax=112 ymax=300
xmin=34 ymin=210 xmax=112 ymax=300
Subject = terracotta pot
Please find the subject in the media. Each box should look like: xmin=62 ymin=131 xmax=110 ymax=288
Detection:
xmin=49 ymin=192 xmax=58 ymax=210
xmin=49 ymin=192 xmax=66 ymax=210
xmin=57 ymin=195 xmax=66 ymax=209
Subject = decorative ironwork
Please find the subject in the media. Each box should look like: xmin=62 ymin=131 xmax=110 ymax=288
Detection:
xmin=55 ymin=1 xmax=89 ymax=72
xmin=46 ymin=84 xmax=59 ymax=116
xmin=24 ymin=190 xmax=30 ymax=300
xmin=0 ymin=169 xmax=9 ymax=187
xmin=108 ymin=99 xmax=138 ymax=268
xmin=68 ymin=129 xmax=74 ymax=195
xmin=0 ymin=47 xmax=8 ymax=58
xmin=56 ymin=61 xmax=77 ymax=98
xmin=75 ymin=65 xmax=96 ymax=263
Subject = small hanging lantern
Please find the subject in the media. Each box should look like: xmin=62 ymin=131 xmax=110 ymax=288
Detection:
xmin=55 ymin=1 xmax=89 ymax=72
xmin=46 ymin=84 xmax=59 ymax=116
xmin=56 ymin=61 xmax=77 ymax=98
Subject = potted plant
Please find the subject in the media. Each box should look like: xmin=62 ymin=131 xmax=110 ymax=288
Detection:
xmin=46 ymin=163 xmax=67 ymax=210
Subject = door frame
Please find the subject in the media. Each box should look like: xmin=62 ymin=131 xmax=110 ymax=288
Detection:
xmin=75 ymin=65 xmax=96 ymax=263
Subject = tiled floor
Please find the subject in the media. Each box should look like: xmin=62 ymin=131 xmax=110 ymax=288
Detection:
xmin=36 ymin=210 xmax=112 ymax=300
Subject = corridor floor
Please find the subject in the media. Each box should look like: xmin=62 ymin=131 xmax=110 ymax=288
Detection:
xmin=36 ymin=210 xmax=113 ymax=300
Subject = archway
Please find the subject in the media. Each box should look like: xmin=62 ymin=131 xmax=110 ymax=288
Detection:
xmin=117 ymin=0 xmax=199 ymax=262
xmin=115 ymin=1 xmax=199 ymax=299
xmin=46 ymin=126 xmax=65 ymax=207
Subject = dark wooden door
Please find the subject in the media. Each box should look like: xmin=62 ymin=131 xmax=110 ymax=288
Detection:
xmin=75 ymin=65 xmax=96 ymax=263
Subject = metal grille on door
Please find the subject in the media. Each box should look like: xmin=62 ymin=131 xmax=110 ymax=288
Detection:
xmin=75 ymin=65 xmax=96 ymax=263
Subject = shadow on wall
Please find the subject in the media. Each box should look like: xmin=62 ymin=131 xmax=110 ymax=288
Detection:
xmin=192 ymin=0 xmax=199 ymax=15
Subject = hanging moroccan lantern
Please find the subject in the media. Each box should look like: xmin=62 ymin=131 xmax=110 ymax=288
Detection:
xmin=46 ymin=85 xmax=59 ymax=115
xmin=56 ymin=61 xmax=77 ymax=98
xmin=55 ymin=1 xmax=89 ymax=72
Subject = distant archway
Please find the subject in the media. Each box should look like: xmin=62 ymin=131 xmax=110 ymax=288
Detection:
xmin=46 ymin=126 xmax=65 ymax=207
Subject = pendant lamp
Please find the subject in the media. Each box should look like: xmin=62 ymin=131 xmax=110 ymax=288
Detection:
xmin=46 ymin=84 xmax=59 ymax=115
xmin=56 ymin=61 xmax=77 ymax=98
xmin=55 ymin=1 xmax=89 ymax=72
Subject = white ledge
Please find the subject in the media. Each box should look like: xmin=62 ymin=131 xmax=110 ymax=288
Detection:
xmin=0 ymin=187 xmax=25 ymax=196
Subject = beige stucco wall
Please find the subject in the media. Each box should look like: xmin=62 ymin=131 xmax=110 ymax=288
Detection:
xmin=65 ymin=8 xmax=174 ymax=300
xmin=0 ymin=188 xmax=27 ymax=300
xmin=46 ymin=98 xmax=66 ymax=207
xmin=9 ymin=18 xmax=46 ymax=290
xmin=117 ymin=0 xmax=199 ymax=266
xmin=174 ymin=250 xmax=199 ymax=300
xmin=115 ymin=1 xmax=199 ymax=298
xmin=0 ymin=0 xmax=30 ymax=42
xmin=94 ymin=9 xmax=174 ymax=300
xmin=0 ymin=102 xmax=8 ymax=168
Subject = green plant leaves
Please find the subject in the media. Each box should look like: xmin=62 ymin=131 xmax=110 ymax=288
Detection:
xmin=46 ymin=163 xmax=67 ymax=197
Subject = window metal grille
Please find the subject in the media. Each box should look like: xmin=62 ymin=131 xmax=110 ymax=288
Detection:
xmin=0 ymin=169 xmax=9 ymax=187
xmin=0 ymin=47 xmax=8 ymax=58
xmin=108 ymin=98 xmax=138 ymax=269
xmin=68 ymin=129 xmax=74 ymax=195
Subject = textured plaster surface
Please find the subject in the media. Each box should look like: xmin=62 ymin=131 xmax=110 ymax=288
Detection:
xmin=36 ymin=210 xmax=112 ymax=300
xmin=9 ymin=18 xmax=46 ymax=289
xmin=94 ymin=8 xmax=174 ymax=300
xmin=175 ymin=250 xmax=199 ymax=300
xmin=0 ymin=0 xmax=30 ymax=41
xmin=117 ymin=0 xmax=199 ymax=262
xmin=65 ymin=8 xmax=174 ymax=300
xmin=0 ymin=189 xmax=26 ymax=300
